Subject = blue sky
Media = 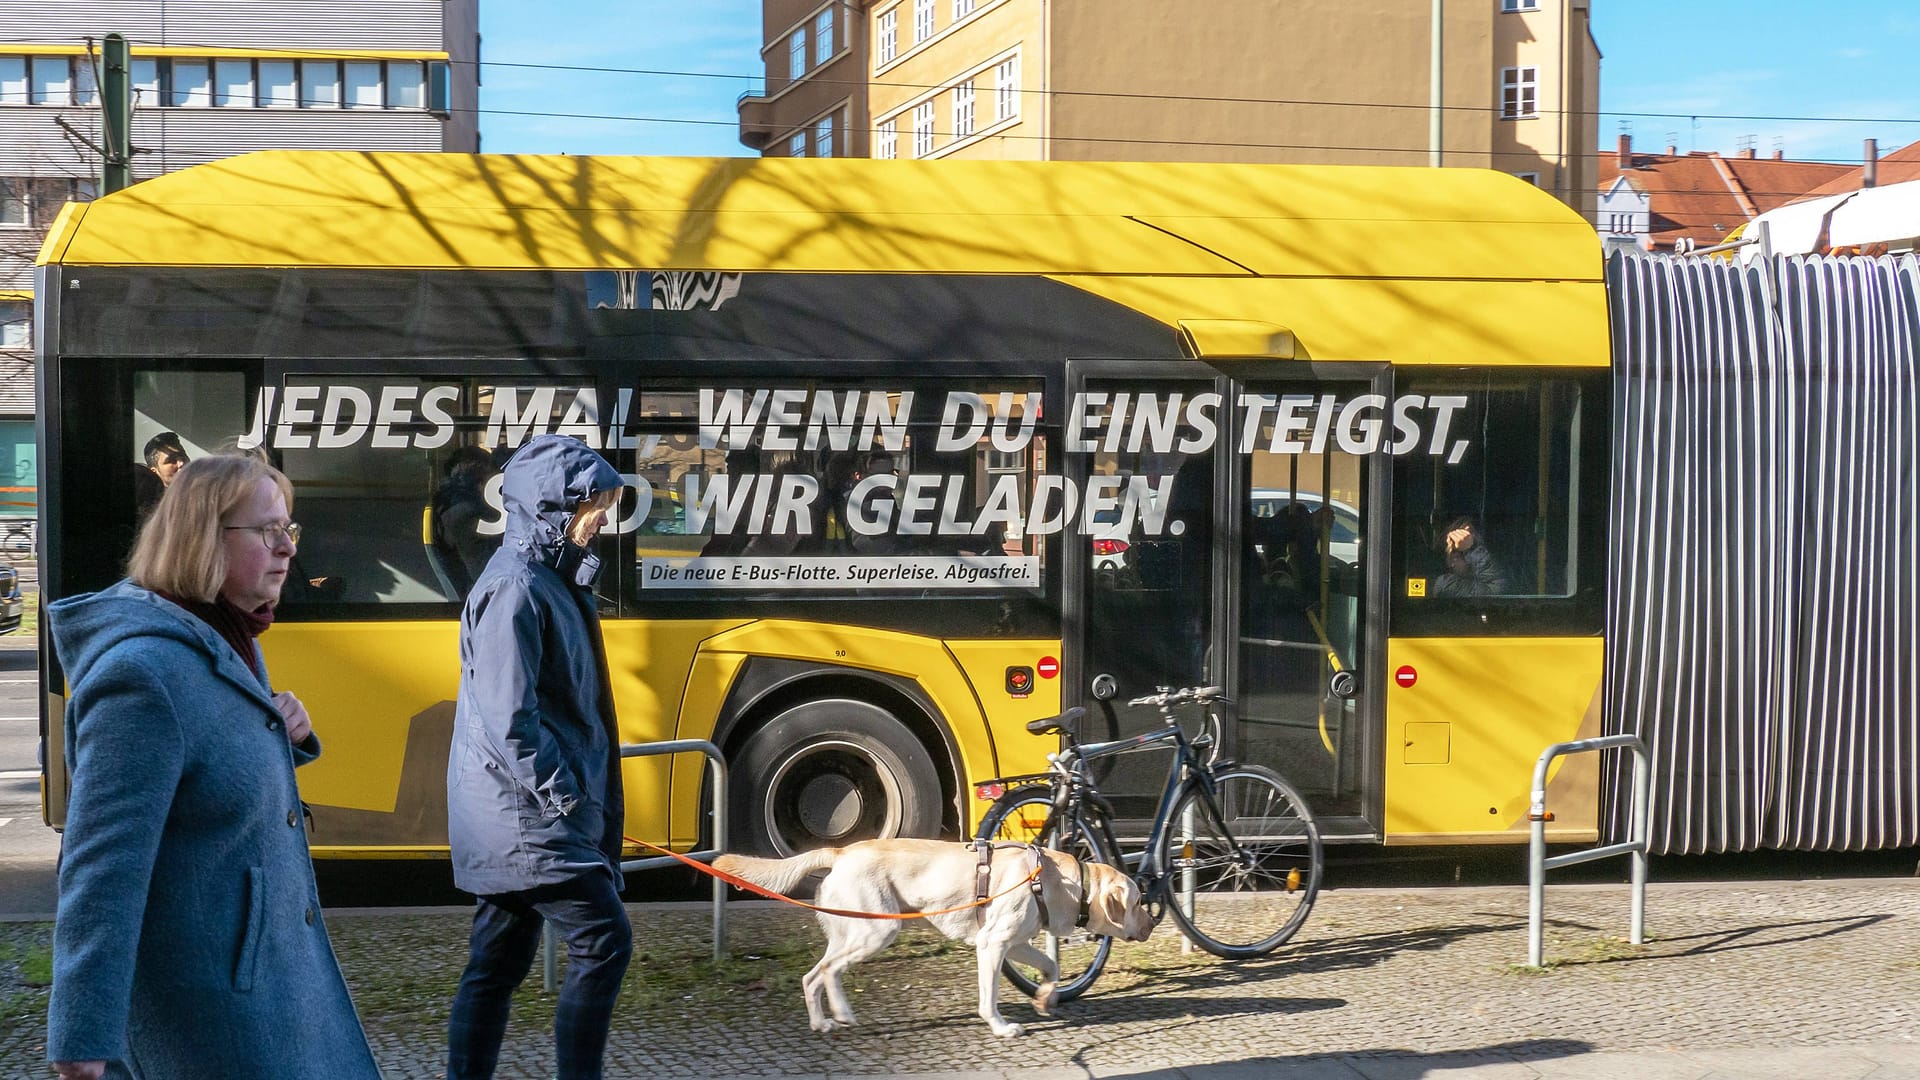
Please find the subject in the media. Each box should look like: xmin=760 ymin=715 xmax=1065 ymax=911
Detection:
xmin=478 ymin=1 xmax=1920 ymax=166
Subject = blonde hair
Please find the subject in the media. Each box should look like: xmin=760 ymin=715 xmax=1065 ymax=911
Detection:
xmin=128 ymin=454 xmax=295 ymax=602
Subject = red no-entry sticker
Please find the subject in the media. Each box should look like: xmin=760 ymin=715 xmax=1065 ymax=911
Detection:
xmin=1037 ymin=656 xmax=1060 ymax=679
xmin=1394 ymin=665 xmax=1418 ymax=688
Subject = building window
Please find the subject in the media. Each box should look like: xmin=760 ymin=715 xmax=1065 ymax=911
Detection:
xmin=876 ymin=119 xmax=898 ymax=159
xmin=169 ymin=59 xmax=211 ymax=107
xmin=789 ymin=29 xmax=807 ymax=81
xmin=257 ymin=60 xmax=296 ymax=107
xmin=213 ymin=59 xmax=252 ymax=107
xmin=912 ymin=100 xmax=934 ymax=158
xmin=299 ymin=61 xmax=340 ymax=107
xmin=953 ymin=82 xmax=975 ymax=138
xmin=1501 ymin=66 xmax=1537 ymax=119
xmin=814 ymin=113 xmax=835 ymax=158
xmin=0 ymin=301 xmax=28 ymax=350
xmin=343 ymin=61 xmax=383 ymax=108
xmin=0 ymin=180 xmax=26 ymax=227
xmin=1502 ymin=0 xmax=1539 ymax=10
xmin=914 ymin=0 xmax=935 ymax=44
xmin=790 ymin=130 xmax=807 ymax=158
xmin=31 ymin=56 xmax=72 ymax=105
xmin=387 ymin=61 xmax=425 ymax=109
xmin=130 ymin=58 xmax=159 ymax=105
xmin=815 ymin=8 xmax=835 ymax=65
xmin=1513 ymin=172 xmax=1540 ymax=186
xmin=994 ymin=57 xmax=1018 ymax=122
xmin=955 ymin=0 xmax=976 ymax=16
xmin=74 ymin=59 xmax=97 ymax=106
xmin=877 ymin=10 xmax=898 ymax=65
xmin=0 ymin=57 xmax=26 ymax=105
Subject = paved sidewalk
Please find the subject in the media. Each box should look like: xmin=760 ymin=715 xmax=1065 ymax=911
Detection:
xmin=5 ymin=876 xmax=1917 ymax=1078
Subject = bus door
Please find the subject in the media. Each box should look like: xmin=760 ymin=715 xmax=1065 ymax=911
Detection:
xmin=1068 ymin=364 xmax=1384 ymax=837
xmin=1066 ymin=364 xmax=1222 ymax=821
xmin=1230 ymin=373 xmax=1385 ymax=840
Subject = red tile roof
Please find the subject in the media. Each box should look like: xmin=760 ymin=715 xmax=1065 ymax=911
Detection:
xmin=1598 ymin=142 xmax=1852 ymax=250
xmin=1796 ymin=139 xmax=1920 ymax=199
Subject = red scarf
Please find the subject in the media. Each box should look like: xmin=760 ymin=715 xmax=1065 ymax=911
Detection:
xmin=160 ymin=592 xmax=274 ymax=677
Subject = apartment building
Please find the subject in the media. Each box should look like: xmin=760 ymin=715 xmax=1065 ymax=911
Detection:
xmin=738 ymin=1 xmax=1598 ymax=216
xmin=0 ymin=0 xmax=480 ymax=519
xmin=738 ymin=1 xmax=868 ymax=157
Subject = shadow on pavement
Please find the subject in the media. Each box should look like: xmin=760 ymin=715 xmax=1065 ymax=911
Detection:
xmin=1088 ymin=1037 xmax=1594 ymax=1078
xmin=1558 ymin=912 xmax=1892 ymax=965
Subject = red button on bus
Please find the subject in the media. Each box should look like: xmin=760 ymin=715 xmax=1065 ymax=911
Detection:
xmin=1037 ymin=656 xmax=1059 ymax=679
xmin=1394 ymin=665 xmax=1418 ymax=688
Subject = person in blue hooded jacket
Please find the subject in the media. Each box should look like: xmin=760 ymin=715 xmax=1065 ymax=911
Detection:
xmin=445 ymin=434 xmax=631 ymax=1080
xmin=46 ymin=453 xmax=380 ymax=1080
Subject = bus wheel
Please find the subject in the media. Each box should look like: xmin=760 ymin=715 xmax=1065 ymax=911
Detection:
xmin=730 ymin=698 xmax=942 ymax=857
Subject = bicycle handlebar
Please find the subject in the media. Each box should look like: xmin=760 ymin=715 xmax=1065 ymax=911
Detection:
xmin=1127 ymin=685 xmax=1231 ymax=710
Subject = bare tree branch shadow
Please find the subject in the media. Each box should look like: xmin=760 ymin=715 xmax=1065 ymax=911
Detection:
xmin=1084 ymin=1037 xmax=1597 ymax=1079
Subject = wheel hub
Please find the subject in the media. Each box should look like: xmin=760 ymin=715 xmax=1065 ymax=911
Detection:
xmin=795 ymin=773 xmax=863 ymax=838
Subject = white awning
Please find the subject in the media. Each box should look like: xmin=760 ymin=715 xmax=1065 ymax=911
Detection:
xmin=1744 ymin=179 xmax=1920 ymax=257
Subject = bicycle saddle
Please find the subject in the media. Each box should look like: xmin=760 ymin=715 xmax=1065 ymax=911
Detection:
xmin=1024 ymin=706 xmax=1086 ymax=737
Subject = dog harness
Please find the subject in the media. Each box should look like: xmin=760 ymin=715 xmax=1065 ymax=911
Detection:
xmin=971 ymin=838 xmax=1090 ymax=932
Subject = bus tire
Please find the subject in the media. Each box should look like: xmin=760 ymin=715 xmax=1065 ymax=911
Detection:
xmin=730 ymin=698 xmax=943 ymax=857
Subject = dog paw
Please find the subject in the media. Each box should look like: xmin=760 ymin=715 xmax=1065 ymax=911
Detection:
xmin=811 ymin=1018 xmax=839 ymax=1033
xmin=1033 ymin=988 xmax=1057 ymax=1017
xmin=990 ymin=1020 xmax=1026 ymax=1037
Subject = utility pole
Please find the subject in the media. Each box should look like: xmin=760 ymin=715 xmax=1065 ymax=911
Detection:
xmin=102 ymin=33 xmax=132 ymax=193
xmin=1429 ymin=0 xmax=1443 ymax=167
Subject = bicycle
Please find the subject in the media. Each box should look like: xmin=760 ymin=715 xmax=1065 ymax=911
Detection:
xmin=1 ymin=520 xmax=33 ymax=564
xmin=973 ymin=685 xmax=1323 ymax=1002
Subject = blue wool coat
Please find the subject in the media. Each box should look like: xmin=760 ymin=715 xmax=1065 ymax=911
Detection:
xmin=45 ymin=581 xmax=380 ymax=1079
xmin=447 ymin=434 xmax=627 ymax=896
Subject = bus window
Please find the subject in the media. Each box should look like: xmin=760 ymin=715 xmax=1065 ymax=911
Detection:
xmin=261 ymin=378 xmax=598 ymax=610
xmin=622 ymin=382 xmax=1046 ymax=603
xmin=131 ymin=370 xmax=249 ymax=524
xmin=1390 ymin=372 xmax=1607 ymax=635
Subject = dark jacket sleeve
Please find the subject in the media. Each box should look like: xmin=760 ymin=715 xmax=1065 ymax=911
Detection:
xmin=467 ymin=575 xmax=582 ymax=817
xmin=47 ymin=653 xmax=185 ymax=1063
xmin=1434 ymin=543 xmax=1510 ymax=597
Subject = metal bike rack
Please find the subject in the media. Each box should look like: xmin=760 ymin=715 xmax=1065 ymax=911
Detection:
xmin=1526 ymin=734 xmax=1650 ymax=968
xmin=544 ymin=739 xmax=728 ymax=992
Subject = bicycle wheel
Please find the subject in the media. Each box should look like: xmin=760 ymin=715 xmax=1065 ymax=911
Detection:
xmin=1157 ymin=764 xmax=1322 ymax=959
xmin=976 ymin=786 xmax=1118 ymax=1003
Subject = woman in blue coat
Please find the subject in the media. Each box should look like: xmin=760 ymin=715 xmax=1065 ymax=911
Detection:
xmin=47 ymin=454 xmax=381 ymax=1080
xmin=445 ymin=434 xmax=631 ymax=1080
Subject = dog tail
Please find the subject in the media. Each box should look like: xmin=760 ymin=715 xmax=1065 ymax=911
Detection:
xmin=712 ymin=847 xmax=840 ymax=897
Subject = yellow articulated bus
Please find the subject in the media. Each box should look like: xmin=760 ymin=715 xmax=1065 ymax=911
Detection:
xmin=35 ymin=153 xmax=1609 ymax=861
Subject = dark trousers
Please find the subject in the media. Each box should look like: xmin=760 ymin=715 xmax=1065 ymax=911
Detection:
xmin=447 ymin=870 xmax=634 ymax=1080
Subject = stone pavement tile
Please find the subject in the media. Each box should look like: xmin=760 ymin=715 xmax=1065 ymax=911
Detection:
xmin=1525 ymin=1050 xmax=1709 ymax=1079
xmin=1859 ymin=1044 xmax=1920 ymax=1068
xmin=1085 ymin=1064 xmax=1186 ymax=1079
xmin=1688 ymin=1046 xmax=1879 ymax=1078
xmin=1197 ymin=1056 xmax=1371 ymax=1079
xmin=1346 ymin=1051 xmax=1544 ymax=1079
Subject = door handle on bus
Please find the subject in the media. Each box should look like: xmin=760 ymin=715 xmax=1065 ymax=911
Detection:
xmin=1328 ymin=670 xmax=1357 ymax=699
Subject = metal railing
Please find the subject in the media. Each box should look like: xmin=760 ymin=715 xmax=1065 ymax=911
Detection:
xmin=1526 ymin=734 xmax=1649 ymax=968
xmin=543 ymin=739 xmax=729 ymax=992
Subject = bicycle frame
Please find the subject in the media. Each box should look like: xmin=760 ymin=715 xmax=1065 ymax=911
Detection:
xmin=1060 ymin=717 xmax=1244 ymax=914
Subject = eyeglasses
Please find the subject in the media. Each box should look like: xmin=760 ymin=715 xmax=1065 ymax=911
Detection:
xmin=223 ymin=522 xmax=302 ymax=550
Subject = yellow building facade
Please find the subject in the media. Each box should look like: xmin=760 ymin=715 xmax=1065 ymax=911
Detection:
xmin=742 ymin=0 xmax=1600 ymax=220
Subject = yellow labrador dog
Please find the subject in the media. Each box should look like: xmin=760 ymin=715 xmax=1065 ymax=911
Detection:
xmin=714 ymin=837 xmax=1152 ymax=1037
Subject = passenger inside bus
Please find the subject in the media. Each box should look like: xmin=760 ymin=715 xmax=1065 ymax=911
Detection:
xmin=1430 ymin=517 xmax=1509 ymax=597
xmin=133 ymin=431 xmax=189 ymax=523
xmin=428 ymin=444 xmax=499 ymax=596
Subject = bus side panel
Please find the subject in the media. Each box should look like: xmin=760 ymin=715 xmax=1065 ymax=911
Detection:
xmin=263 ymin=623 xmax=460 ymax=855
xmin=1383 ymin=637 xmax=1603 ymax=844
xmin=601 ymin=618 xmax=759 ymax=851
xmin=941 ymin=639 xmax=1064 ymax=827
xmin=680 ymin=621 xmax=1022 ymax=844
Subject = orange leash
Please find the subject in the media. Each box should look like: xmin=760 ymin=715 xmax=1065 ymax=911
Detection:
xmin=626 ymin=836 xmax=1042 ymax=921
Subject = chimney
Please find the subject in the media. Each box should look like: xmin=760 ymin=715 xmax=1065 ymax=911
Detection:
xmin=1665 ymin=144 xmax=1677 ymax=156
xmin=1740 ymin=147 xmax=1757 ymax=159
xmin=1773 ymin=149 xmax=1784 ymax=160
xmin=1864 ymin=138 xmax=1879 ymax=189
xmin=1617 ymin=133 xmax=1632 ymax=169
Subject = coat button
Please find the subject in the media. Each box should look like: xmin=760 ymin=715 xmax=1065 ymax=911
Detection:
xmin=287 ymin=810 xmax=299 ymax=827
xmin=266 ymin=719 xmax=280 ymax=731
xmin=304 ymin=907 xmax=314 ymax=926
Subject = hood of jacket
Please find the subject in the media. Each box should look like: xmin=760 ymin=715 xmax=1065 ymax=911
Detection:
xmin=47 ymin=579 xmax=266 ymax=698
xmin=500 ymin=434 xmax=625 ymax=568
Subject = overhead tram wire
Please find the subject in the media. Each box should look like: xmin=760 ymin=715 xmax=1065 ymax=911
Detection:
xmin=4 ymin=34 xmax=1920 ymax=131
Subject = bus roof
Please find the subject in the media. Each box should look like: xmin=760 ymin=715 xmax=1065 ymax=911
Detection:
xmin=39 ymin=152 xmax=1609 ymax=365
